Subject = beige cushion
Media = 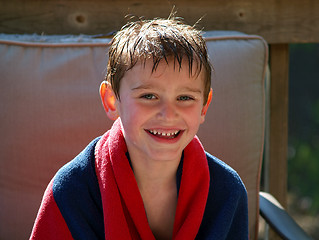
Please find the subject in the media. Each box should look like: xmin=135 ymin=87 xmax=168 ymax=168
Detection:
xmin=200 ymin=32 xmax=268 ymax=239
xmin=0 ymin=32 xmax=267 ymax=239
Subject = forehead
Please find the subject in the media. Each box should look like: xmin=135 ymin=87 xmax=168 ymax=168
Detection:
xmin=135 ymin=57 xmax=203 ymax=75
xmin=122 ymin=59 xmax=205 ymax=88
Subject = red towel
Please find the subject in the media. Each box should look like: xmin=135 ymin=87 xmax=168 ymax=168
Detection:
xmin=95 ymin=118 xmax=210 ymax=239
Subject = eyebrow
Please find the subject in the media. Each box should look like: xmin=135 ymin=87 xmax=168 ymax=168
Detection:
xmin=131 ymin=84 xmax=153 ymax=91
xmin=179 ymin=87 xmax=202 ymax=94
xmin=131 ymin=85 xmax=202 ymax=94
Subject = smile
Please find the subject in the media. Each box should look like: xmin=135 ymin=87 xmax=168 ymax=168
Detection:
xmin=147 ymin=129 xmax=181 ymax=139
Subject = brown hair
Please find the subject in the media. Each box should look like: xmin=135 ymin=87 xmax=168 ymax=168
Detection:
xmin=106 ymin=17 xmax=212 ymax=104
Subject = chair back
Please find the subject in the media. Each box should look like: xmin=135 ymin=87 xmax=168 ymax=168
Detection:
xmin=199 ymin=32 xmax=268 ymax=239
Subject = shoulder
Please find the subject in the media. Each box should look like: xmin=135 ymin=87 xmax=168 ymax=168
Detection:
xmin=51 ymin=137 xmax=104 ymax=239
xmin=205 ymin=152 xmax=246 ymax=195
xmin=53 ymin=137 xmax=101 ymax=194
xmin=204 ymin=152 xmax=247 ymax=206
xmin=196 ymin=153 xmax=249 ymax=239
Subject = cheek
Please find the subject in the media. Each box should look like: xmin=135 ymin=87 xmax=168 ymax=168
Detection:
xmin=183 ymin=105 xmax=204 ymax=126
xmin=182 ymin=104 xmax=203 ymax=117
xmin=118 ymin=99 xmax=151 ymax=124
xmin=117 ymin=97 xmax=135 ymax=116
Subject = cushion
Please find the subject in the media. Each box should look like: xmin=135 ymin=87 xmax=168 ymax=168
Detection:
xmin=0 ymin=32 xmax=267 ymax=239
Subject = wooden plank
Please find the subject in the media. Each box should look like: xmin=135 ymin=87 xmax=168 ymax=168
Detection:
xmin=269 ymin=44 xmax=289 ymax=207
xmin=1 ymin=0 xmax=319 ymax=43
xmin=267 ymin=44 xmax=290 ymax=239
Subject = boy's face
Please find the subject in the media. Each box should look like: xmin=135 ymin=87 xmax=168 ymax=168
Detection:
xmin=114 ymin=59 xmax=210 ymax=163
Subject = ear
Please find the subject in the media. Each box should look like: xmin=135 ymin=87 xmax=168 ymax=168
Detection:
xmin=99 ymin=81 xmax=119 ymax=120
xmin=200 ymin=88 xmax=213 ymax=124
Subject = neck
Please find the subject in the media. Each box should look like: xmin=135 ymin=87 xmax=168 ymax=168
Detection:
xmin=131 ymin=156 xmax=181 ymax=192
xmin=129 ymin=154 xmax=180 ymax=240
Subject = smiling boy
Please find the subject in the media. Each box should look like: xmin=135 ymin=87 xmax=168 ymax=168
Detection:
xmin=31 ymin=17 xmax=248 ymax=240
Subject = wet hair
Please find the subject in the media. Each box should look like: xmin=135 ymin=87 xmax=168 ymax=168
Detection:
xmin=106 ymin=16 xmax=212 ymax=104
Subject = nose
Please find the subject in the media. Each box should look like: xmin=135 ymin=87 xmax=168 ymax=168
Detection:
xmin=157 ymin=100 xmax=178 ymax=120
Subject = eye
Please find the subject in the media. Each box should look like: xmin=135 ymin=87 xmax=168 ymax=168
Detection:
xmin=141 ymin=94 xmax=156 ymax=100
xmin=178 ymin=95 xmax=194 ymax=101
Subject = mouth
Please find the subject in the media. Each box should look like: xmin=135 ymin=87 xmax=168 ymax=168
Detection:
xmin=147 ymin=129 xmax=181 ymax=139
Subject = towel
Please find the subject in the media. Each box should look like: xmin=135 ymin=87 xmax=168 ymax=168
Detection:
xmin=31 ymin=118 xmax=249 ymax=239
xmin=95 ymin=118 xmax=210 ymax=239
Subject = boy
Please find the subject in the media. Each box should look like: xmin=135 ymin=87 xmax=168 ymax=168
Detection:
xmin=31 ymin=17 xmax=248 ymax=240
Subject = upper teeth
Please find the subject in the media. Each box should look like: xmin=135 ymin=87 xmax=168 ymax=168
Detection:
xmin=149 ymin=130 xmax=179 ymax=136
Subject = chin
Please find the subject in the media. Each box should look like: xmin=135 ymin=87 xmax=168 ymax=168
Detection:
xmin=148 ymin=148 xmax=184 ymax=162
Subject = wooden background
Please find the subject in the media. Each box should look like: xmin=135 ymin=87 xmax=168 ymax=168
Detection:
xmin=1 ymin=0 xmax=319 ymax=43
xmin=1 ymin=0 xmax=319 ymax=238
